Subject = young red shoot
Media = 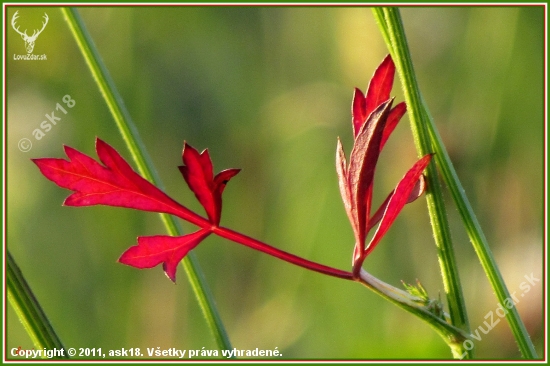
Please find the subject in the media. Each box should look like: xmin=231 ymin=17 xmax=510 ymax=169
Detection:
xmin=336 ymin=55 xmax=432 ymax=277
xmin=32 ymin=54 xmax=430 ymax=284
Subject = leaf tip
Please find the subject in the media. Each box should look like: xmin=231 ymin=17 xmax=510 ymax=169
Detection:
xmin=163 ymin=260 xmax=180 ymax=283
xmin=94 ymin=137 xmax=108 ymax=150
xmin=381 ymin=53 xmax=395 ymax=69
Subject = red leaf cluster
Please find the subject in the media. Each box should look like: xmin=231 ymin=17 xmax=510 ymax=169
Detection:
xmin=336 ymin=55 xmax=432 ymax=275
xmin=33 ymin=139 xmax=238 ymax=282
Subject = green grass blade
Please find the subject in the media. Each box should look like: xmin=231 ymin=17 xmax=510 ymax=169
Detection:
xmin=7 ymin=251 xmax=68 ymax=359
xmin=60 ymin=7 xmax=232 ymax=352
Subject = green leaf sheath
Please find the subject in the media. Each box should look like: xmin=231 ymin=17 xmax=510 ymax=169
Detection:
xmin=60 ymin=7 xmax=233 ymax=352
xmin=7 ymin=252 xmax=68 ymax=359
xmin=357 ymin=269 xmax=470 ymax=356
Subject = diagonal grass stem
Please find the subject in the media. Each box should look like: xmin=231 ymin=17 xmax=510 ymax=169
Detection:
xmin=7 ymin=251 xmax=68 ymax=358
xmin=60 ymin=7 xmax=232 ymax=352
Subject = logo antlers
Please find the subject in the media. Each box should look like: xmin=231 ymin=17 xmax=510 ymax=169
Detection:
xmin=11 ymin=11 xmax=49 ymax=54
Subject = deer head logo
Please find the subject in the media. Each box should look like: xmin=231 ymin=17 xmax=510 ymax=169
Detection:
xmin=11 ymin=11 xmax=49 ymax=54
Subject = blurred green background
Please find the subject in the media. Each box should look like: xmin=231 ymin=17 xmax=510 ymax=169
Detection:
xmin=7 ymin=6 xmax=543 ymax=359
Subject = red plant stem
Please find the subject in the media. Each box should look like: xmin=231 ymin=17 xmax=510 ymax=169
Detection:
xmin=170 ymin=202 xmax=212 ymax=228
xmin=211 ymin=226 xmax=354 ymax=280
xmin=169 ymin=199 xmax=354 ymax=279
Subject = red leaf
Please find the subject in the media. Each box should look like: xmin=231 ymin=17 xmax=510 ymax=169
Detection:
xmin=348 ymin=99 xmax=393 ymax=247
xmin=380 ymin=102 xmax=406 ymax=150
xmin=367 ymin=174 xmax=426 ymax=232
xmin=336 ymin=138 xmax=354 ymax=235
xmin=179 ymin=143 xmax=240 ymax=225
xmin=352 ymin=55 xmax=396 ymax=139
xmin=363 ymin=154 xmax=432 ymax=257
xmin=119 ymin=229 xmax=211 ymax=282
xmin=352 ymin=88 xmax=367 ymax=138
xmin=214 ymin=169 xmax=241 ymax=198
xmin=32 ymin=138 xmax=204 ymax=227
xmin=364 ymin=54 xmax=395 ymax=120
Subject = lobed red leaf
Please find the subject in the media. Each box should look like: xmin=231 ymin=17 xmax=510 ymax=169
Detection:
xmin=32 ymin=138 xmax=204 ymax=226
xmin=179 ymin=143 xmax=240 ymax=225
xmin=119 ymin=229 xmax=211 ymax=282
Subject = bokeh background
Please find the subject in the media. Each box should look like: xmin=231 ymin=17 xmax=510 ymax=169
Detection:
xmin=6 ymin=6 xmax=544 ymax=359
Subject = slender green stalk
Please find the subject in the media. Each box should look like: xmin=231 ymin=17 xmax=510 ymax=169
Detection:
xmin=7 ymin=251 xmax=68 ymax=359
xmin=421 ymin=98 xmax=539 ymax=359
xmin=373 ymin=8 xmax=471 ymax=359
xmin=60 ymin=7 xmax=232 ymax=352
xmin=373 ymin=7 xmax=537 ymax=359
